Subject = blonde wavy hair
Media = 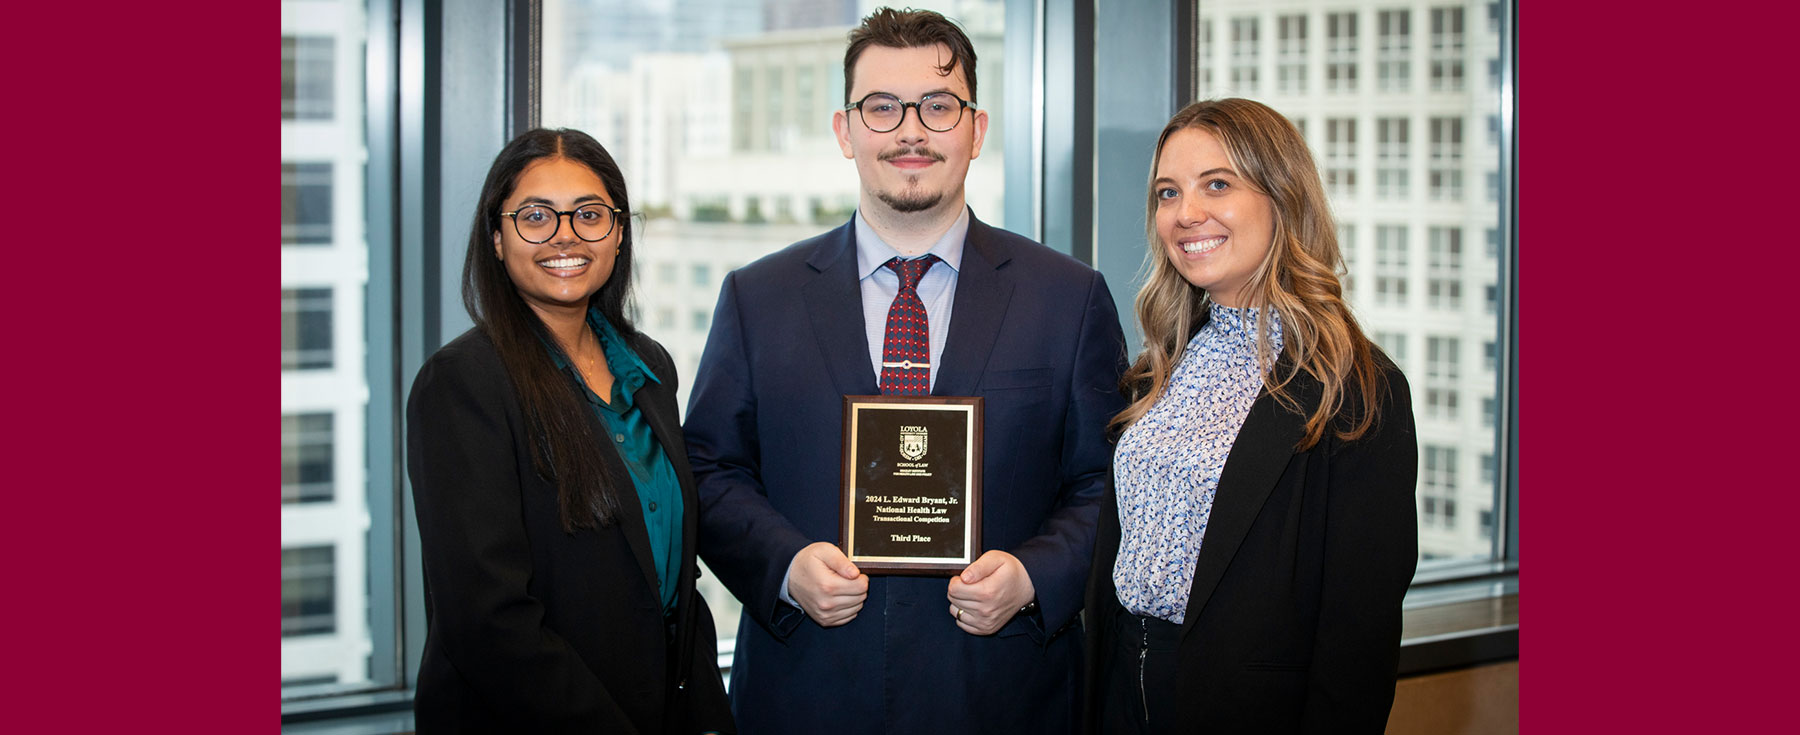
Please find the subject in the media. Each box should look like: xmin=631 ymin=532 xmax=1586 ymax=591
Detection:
xmin=1112 ymin=98 xmax=1385 ymax=450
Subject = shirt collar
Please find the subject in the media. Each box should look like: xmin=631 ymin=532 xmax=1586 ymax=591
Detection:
xmin=1205 ymin=301 xmax=1284 ymax=351
xmin=543 ymin=307 xmax=662 ymax=388
xmin=588 ymin=307 xmax=660 ymax=386
xmin=853 ymin=206 xmax=970 ymax=280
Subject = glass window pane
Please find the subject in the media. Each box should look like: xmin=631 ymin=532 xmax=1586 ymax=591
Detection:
xmin=282 ymin=162 xmax=334 ymax=245
xmin=541 ymin=0 xmax=1010 ymax=660
xmin=282 ymin=546 xmax=337 ymax=636
xmin=1195 ymin=0 xmax=1504 ymax=567
xmin=281 ymin=288 xmax=335 ymax=370
xmin=282 ymin=35 xmax=336 ymax=121
xmin=281 ymin=0 xmax=376 ymax=700
xmin=283 ymin=412 xmax=335 ymax=504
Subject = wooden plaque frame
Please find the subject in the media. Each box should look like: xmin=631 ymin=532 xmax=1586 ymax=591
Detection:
xmin=839 ymin=395 xmax=983 ymax=575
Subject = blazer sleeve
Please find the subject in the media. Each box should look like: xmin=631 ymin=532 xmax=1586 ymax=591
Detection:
xmin=683 ymin=271 xmax=815 ymax=639
xmin=1006 ymin=270 xmax=1130 ymax=640
xmin=406 ymin=345 xmax=641 ymax=732
xmin=1299 ymin=365 xmax=1420 ymax=732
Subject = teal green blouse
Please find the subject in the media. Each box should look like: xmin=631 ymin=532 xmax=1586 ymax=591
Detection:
xmin=549 ymin=309 xmax=684 ymax=613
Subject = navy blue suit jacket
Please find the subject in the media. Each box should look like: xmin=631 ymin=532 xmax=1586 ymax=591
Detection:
xmin=683 ymin=212 xmax=1128 ymax=735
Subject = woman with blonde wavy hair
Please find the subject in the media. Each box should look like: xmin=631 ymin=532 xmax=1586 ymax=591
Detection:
xmin=1084 ymin=98 xmax=1419 ymax=734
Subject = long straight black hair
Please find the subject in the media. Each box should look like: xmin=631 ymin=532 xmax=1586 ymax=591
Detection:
xmin=461 ymin=128 xmax=638 ymax=532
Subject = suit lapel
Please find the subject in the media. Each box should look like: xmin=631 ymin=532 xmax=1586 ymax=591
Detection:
xmin=803 ymin=222 xmax=881 ymax=396
xmin=933 ymin=215 xmax=1014 ymax=397
xmin=580 ymin=379 xmax=660 ymax=597
xmin=1178 ymin=373 xmax=1309 ymax=641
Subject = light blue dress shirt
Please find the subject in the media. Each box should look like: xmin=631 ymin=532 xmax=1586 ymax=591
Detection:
xmin=853 ymin=207 xmax=969 ymax=393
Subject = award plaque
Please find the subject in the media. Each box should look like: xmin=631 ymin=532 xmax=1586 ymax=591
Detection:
xmin=839 ymin=395 xmax=983 ymax=574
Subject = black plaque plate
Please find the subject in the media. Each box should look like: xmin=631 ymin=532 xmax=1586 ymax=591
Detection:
xmin=839 ymin=395 xmax=983 ymax=574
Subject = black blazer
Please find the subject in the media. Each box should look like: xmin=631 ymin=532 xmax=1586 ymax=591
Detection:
xmin=406 ymin=327 xmax=732 ymax=734
xmin=1084 ymin=357 xmax=1419 ymax=734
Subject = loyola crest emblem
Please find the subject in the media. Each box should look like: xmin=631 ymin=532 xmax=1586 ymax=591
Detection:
xmin=898 ymin=425 xmax=928 ymax=461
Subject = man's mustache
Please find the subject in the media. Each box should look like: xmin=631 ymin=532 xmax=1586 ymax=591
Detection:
xmin=878 ymin=147 xmax=946 ymax=163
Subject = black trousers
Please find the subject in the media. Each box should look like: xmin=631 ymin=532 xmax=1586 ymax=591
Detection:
xmin=1098 ymin=598 xmax=1183 ymax=735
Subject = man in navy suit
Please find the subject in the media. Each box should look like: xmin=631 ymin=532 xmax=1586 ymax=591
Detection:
xmin=683 ymin=8 xmax=1127 ymax=734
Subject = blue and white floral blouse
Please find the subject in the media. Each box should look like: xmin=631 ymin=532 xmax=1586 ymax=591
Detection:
xmin=1112 ymin=303 xmax=1283 ymax=624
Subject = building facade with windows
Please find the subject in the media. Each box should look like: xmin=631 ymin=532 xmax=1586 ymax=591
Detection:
xmin=1198 ymin=0 xmax=1503 ymax=562
xmin=280 ymin=0 xmax=372 ymax=689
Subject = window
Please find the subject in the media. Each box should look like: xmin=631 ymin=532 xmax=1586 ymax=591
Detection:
xmin=1427 ymin=226 xmax=1462 ymax=310
xmin=766 ymin=67 xmax=786 ymax=148
xmin=1377 ymin=116 xmax=1409 ymax=200
xmin=281 ymin=1 xmax=373 ymax=700
xmin=692 ymin=309 xmax=710 ymax=333
xmin=733 ymin=66 xmax=755 ymax=151
xmin=1426 ymin=336 xmax=1459 ymax=420
xmin=1429 ymin=117 xmax=1463 ymax=201
xmin=282 ymin=163 xmax=333 ymax=245
xmin=282 ymin=546 xmax=335 ymax=637
xmin=282 ymin=35 xmax=334 ymax=121
xmin=1377 ymin=9 xmax=1411 ymax=91
xmin=1196 ymin=0 xmax=1507 ymax=569
xmin=282 ymin=413 xmax=334 ymax=504
xmin=1197 ymin=19 xmax=1215 ymax=94
xmin=1484 ymin=339 xmax=1497 ymax=373
xmin=1426 ymin=386 xmax=1459 ymax=421
xmin=692 ymin=263 xmax=712 ymax=288
xmin=1422 ymin=445 xmax=1459 ymax=529
xmin=1374 ymin=330 xmax=1407 ymax=367
xmin=1428 ymin=335 xmax=1461 ymax=381
xmin=658 ymin=262 xmax=678 ymax=285
xmin=281 ymin=288 xmax=333 ymax=370
xmin=1375 ymin=225 xmax=1408 ymax=307
xmin=795 ymin=66 xmax=816 ymax=132
xmin=1230 ymin=17 xmax=1259 ymax=94
xmin=1478 ymin=456 xmax=1496 ymax=537
xmin=1325 ymin=117 xmax=1357 ymax=198
xmin=1326 ymin=12 xmax=1358 ymax=92
xmin=1277 ymin=14 xmax=1307 ymax=94
xmin=1430 ymin=6 xmax=1465 ymax=91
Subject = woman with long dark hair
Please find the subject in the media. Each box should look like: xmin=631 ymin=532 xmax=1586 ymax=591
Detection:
xmin=1086 ymin=98 xmax=1419 ymax=734
xmin=406 ymin=128 xmax=731 ymax=733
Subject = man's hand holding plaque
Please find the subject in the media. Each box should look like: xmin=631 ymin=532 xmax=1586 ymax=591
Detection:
xmin=947 ymin=549 xmax=1036 ymax=635
xmin=787 ymin=541 xmax=869 ymax=627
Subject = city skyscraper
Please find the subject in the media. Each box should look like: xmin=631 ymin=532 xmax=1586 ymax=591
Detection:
xmin=1198 ymin=0 xmax=1505 ymax=562
xmin=280 ymin=0 xmax=372 ymax=690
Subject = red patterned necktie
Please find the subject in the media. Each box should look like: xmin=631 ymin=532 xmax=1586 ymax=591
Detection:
xmin=879 ymin=255 xmax=940 ymax=395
